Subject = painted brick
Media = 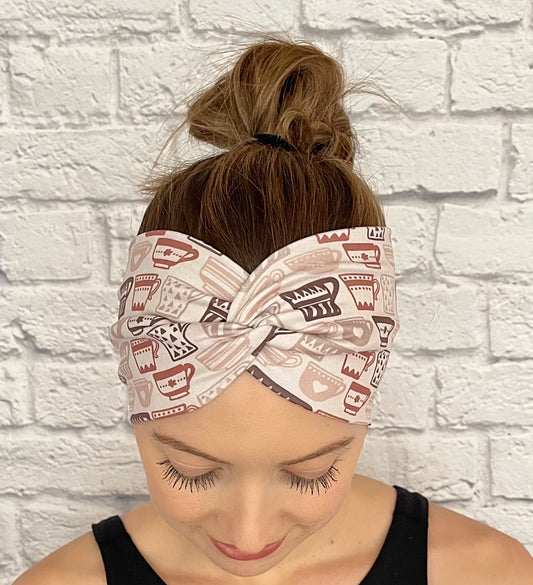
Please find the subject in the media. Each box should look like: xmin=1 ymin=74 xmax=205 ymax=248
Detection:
xmin=0 ymin=211 xmax=92 ymax=281
xmin=358 ymin=433 xmax=480 ymax=500
xmin=358 ymin=123 xmax=500 ymax=195
xmin=452 ymin=36 xmax=533 ymax=111
xmin=343 ymin=39 xmax=447 ymax=113
xmin=491 ymin=433 xmax=533 ymax=499
xmin=489 ymin=284 xmax=533 ymax=359
xmin=0 ymin=360 xmax=32 ymax=427
xmin=11 ymin=46 xmax=112 ymax=126
xmin=0 ymin=129 xmax=156 ymax=202
xmin=1 ymin=0 xmax=174 ymax=37
xmin=2 ymin=436 xmax=146 ymax=496
xmin=371 ymin=353 xmax=434 ymax=430
xmin=33 ymin=360 xmax=126 ymax=428
xmin=394 ymin=283 xmax=485 ymax=351
xmin=382 ymin=205 xmax=438 ymax=274
xmin=4 ymin=287 xmax=117 ymax=355
xmin=436 ymin=361 xmax=533 ymax=426
xmin=303 ymin=0 xmax=524 ymax=29
xmin=189 ymin=0 xmax=296 ymax=31
xmin=509 ymin=124 xmax=533 ymax=202
xmin=436 ymin=204 xmax=533 ymax=275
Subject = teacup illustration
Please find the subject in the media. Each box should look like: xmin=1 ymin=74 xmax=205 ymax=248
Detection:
xmin=152 ymin=238 xmax=199 ymax=269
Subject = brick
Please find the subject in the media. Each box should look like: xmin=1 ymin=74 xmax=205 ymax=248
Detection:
xmin=11 ymin=46 xmax=112 ymax=126
xmin=381 ymin=205 xmax=437 ymax=273
xmin=303 ymin=0 xmax=524 ymax=29
xmin=0 ymin=360 xmax=32 ymax=427
xmin=509 ymin=124 xmax=533 ymax=202
xmin=106 ymin=205 xmax=146 ymax=239
xmin=2 ymin=0 xmax=175 ymax=38
xmin=0 ymin=291 xmax=23 ymax=358
xmin=120 ymin=41 xmax=223 ymax=120
xmin=358 ymin=124 xmax=500 ymax=195
xmin=452 ymin=36 xmax=533 ymax=111
xmin=110 ymin=237 xmax=132 ymax=284
xmin=20 ymin=498 xmax=146 ymax=565
xmin=358 ymin=432 xmax=480 ymax=500
xmin=0 ymin=56 xmax=7 ymax=125
xmin=489 ymin=284 xmax=533 ymax=359
xmin=371 ymin=353 xmax=434 ymax=430
xmin=491 ymin=433 xmax=533 ymax=499
xmin=4 ymin=287 xmax=117 ymax=355
xmin=1 ymin=436 xmax=146 ymax=496
xmin=394 ymin=284 xmax=485 ymax=351
xmin=0 ymin=211 xmax=92 ymax=281
xmin=343 ymin=39 xmax=447 ymax=113
xmin=472 ymin=505 xmax=533 ymax=546
xmin=34 ymin=360 xmax=126 ymax=428
xmin=189 ymin=0 xmax=296 ymax=31
xmin=0 ymin=501 xmax=21 ymax=583
xmin=436 ymin=204 xmax=533 ymax=275
xmin=0 ymin=129 xmax=156 ymax=201
xmin=436 ymin=361 xmax=533 ymax=426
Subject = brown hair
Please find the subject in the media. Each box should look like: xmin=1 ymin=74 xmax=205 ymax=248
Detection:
xmin=137 ymin=33 xmax=399 ymax=273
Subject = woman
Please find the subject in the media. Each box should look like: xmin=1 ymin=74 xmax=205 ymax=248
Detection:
xmin=14 ymin=35 xmax=532 ymax=585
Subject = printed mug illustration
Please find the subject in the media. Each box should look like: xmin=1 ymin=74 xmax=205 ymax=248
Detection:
xmin=109 ymin=226 xmax=400 ymax=425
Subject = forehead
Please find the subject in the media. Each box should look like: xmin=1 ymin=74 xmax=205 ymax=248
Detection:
xmin=136 ymin=371 xmax=362 ymax=456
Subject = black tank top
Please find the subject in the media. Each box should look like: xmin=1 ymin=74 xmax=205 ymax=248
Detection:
xmin=91 ymin=484 xmax=428 ymax=585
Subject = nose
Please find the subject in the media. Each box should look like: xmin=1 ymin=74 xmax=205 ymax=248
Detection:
xmin=216 ymin=481 xmax=281 ymax=553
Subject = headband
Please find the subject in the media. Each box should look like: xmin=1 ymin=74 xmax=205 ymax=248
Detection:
xmin=109 ymin=226 xmax=400 ymax=426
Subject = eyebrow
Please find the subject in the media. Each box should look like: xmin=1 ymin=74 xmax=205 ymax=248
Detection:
xmin=151 ymin=431 xmax=354 ymax=466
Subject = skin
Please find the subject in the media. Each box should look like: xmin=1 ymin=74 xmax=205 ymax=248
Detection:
xmin=133 ymin=370 xmax=370 ymax=583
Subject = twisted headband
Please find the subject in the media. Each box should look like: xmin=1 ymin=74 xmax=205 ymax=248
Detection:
xmin=109 ymin=226 xmax=400 ymax=426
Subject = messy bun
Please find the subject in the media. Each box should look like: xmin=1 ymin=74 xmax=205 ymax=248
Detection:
xmin=137 ymin=34 xmax=398 ymax=273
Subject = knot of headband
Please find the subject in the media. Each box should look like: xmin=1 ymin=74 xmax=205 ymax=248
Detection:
xmin=109 ymin=226 xmax=400 ymax=425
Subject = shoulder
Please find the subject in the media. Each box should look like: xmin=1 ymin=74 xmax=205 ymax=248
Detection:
xmin=12 ymin=529 xmax=106 ymax=585
xmin=427 ymin=501 xmax=533 ymax=585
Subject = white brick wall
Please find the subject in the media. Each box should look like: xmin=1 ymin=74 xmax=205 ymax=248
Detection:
xmin=1 ymin=1 xmax=532 ymax=582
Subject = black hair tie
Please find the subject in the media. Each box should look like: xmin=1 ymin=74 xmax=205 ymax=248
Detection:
xmin=253 ymin=133 xmax=296 ymax=152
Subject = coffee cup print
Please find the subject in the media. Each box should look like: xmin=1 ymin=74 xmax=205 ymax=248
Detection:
xmin=380 ymin=275 xmax=397 ymax=315
xmin=339 ymin=273 xmax=380 ymax=311
xmin=299 ymin=362 xmax=345 ymax=402
xmin=280 ymin=276 xmax=341 ymax=322
xmin=284 ymin=248 xmax=342 ymax=274
xmin=336 ymin=317 xmax=373 ymax=346
xmin=256 ymin=345 xmax=302 ymax=368
xmin=341 ymin=351 xmax=376 ymax=380
xmin=118 ymin=342 xmax=133 ymax=384
xmin=342 ymin=243 xmax=381 ymax=269
xmin=371 ymin=316 xmax=396 ymax=348
xmin=316 ymin=228 xmax=351 ymax=244
xmin=132 ymin=274 xmax=161 ymax=311
xmin=196 ymin=334 xmax=250 ymax=371
xmin=370 ymin=350 xmax=390 ymax=388
xmin=366 ymin=226 xmax=386 ymax=240
xmin=156 ymin=276 xmax=204 ymax=319
xmin=152 ymin=237 xmax=199 ymax=270
xmin=200 ymin=256 xmax=244 ymax=299
xmin=344 ymin=381 xmax=371 ymax=416
xmin=131 ymin=338 xmax=160 ymax=374
xmin=118 ymin=277 xmax=134 ymax=319
xmin=133 ymin=378 xmax=153 ymax=408
xmin=130 ymin=241 xmax=152 ymax=271
xmin=154 ymin=363 xmax=195 ymax=400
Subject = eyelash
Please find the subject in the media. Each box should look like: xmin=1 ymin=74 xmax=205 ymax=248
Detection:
xmin=156 ymin=458 xmax=342 ymax=496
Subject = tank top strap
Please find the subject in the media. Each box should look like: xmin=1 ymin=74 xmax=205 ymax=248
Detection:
xmin=91 ymin=515 xmax=167 ymax=585
xmin=360 ymin=484 xmax=429 ymax=584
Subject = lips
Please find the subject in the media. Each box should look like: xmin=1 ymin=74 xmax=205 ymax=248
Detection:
xmin=211 ymin=536 xmax=285 ymax=560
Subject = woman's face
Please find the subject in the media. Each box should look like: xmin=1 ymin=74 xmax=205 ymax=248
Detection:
xmin=133 ymin=371 xmax=367 ymax=581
